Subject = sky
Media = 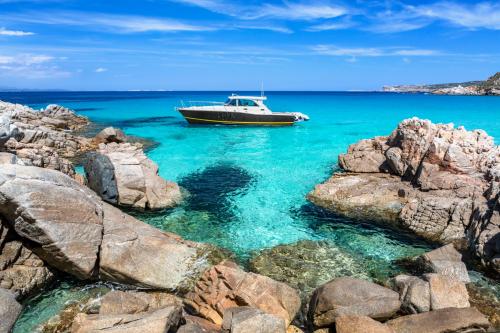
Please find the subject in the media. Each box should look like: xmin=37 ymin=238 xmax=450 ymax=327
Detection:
xmin=0 ymin=0 xmax=499 ymax=91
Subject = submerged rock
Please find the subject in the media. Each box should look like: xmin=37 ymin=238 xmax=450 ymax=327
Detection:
xmin=0 ymin=287 xmax=22 ymax=333
xmin=308 ymin=277 xmax=401 ymax=328
xmin=386 ymin=307 xmax=490 ymax=333
xmin=308 ymin=118 xmax=500 ymax=274
xmin=85 ymin=143 xmax=182 ymax=210
xmin=185 ymin=260 xmax=301 ymax=327
xmin=249 ymin=240 xmax=370 ymax=296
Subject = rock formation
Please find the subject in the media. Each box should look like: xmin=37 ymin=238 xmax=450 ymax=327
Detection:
xmin=308 ymin=277 xmax=401 ymax=329
xmin=0 ymin=288 xmax=22 ymax=333
xmin=0 ymin=164 xmax=218 ymax=291
xmin=386 ymin=307 xmax=490 ymax=333
xmin=308 ymin=118 xmax=500 ymax=275
xmin=84 ymin=142 xmax=182 ymax=210
xmin=185 ymin=260 xmax=301 ymax=327
xmin=0 ymin=101 xmax=94 ymax=178
xmin=0 ymin=218 xmax=55 ymax=299
xmin=93 ymin=127 xmax=127 ymax=145
xmin=99 ymin=203 xmax=216 ymax=291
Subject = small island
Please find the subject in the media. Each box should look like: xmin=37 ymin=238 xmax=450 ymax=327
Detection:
xmin=383 ymin=72 xmax=500 ymax=96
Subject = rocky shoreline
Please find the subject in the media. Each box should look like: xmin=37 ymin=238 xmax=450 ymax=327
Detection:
xmin=383 ymin=72 xmax=500 ymax=96
xmin=0 ymin=100 xmax=499 ymax=332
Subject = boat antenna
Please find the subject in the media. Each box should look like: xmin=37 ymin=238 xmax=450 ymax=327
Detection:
xmin=261 ymin=81 xmax=264 ymax=97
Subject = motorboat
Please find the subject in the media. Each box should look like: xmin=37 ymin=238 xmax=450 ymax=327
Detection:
xmin=176 ymin=94 xmax=309 ymax=126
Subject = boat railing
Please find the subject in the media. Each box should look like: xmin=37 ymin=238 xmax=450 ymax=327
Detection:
xmin=178 ymin=100 xmax=229 ymax=111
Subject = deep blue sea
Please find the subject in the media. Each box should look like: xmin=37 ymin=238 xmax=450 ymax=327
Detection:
xmin=2 ymin=91 xmax=499 ymax=332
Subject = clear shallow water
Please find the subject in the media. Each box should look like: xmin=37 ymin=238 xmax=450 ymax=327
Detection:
xmin=2 ymin=91 xmax=500 ymax=331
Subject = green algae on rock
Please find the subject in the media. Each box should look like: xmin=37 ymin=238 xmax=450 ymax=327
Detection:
xmin=249 ymin=240 xmax=370 ymax=297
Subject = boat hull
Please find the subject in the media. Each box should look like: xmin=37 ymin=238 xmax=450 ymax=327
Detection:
xmin=178 ymin=109 xmax=296 ymax=126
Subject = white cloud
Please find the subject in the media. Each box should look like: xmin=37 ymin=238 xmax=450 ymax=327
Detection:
xmin=0 ymin=53 xmax=69 ymax=79
xmin=411 ymin=2 xmax=500 ymax=30
xmin=0 ymin=27 xmax=34 ymax=36
xmin=306 ymin=21 xmax=356 ymax=31
xmin=172 ymin=0 xmax=348 ymax=21
xmin=95 ymin=67 xmax=108 ymax=73
xmin=313 ymin=45 xmax=440 ymax=57
xmin=1 ymin=11 xmax=216 ymax=33
xmin=255 ymin=2 xmax=348 ymax=20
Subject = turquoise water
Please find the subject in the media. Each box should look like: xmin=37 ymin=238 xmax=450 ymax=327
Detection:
xmin=2 ymin=91 xmax=500 ymax=331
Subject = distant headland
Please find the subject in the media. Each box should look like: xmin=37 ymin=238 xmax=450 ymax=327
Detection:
xmin=383 ymin=72 xmax=500 ymax=96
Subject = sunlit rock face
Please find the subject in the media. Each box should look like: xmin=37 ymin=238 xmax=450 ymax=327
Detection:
xmin=308 ymin=117 xmax=500 ymax=275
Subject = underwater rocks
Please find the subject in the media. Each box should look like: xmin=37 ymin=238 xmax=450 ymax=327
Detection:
xmin=308 ymin=277 xmax=401 ymax=328
xmin=185 ymin=260 xmax=301 ymax=327
xmin=249 ymin=240 xmax=370 ymax=297
xmin=308 ymin=117 xmax=500 ymax=275
xmin=0 ymin=288 xmax=22 ymax=333
xmin=85 ymin=142 xmax=182 ymax=210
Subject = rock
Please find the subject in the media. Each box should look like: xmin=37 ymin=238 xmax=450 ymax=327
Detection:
xmin=99 ymin=203 xmax=214 ymax=291
xmin=0 ymin=288 xmax=22 ymax=333
xmin=71 ymin=305 xmax=182 ymax=333
xmin=0 ymin=101 xmax=93 ymax=159
xmin=0 ymin=164 xmax=103 ymax=279
xmin=185 ymin=261 xmax=301 ymax=326
xmin=94 ymin=127 xmax=127 ymax=144
xmin=83 ymin=153 xmax=118 ymax=204
xmin=0 ymin=233 xmax=55 ymax=299
xmin=308 ymin=118 xmax=500 ymax=274
xmin=86 ymin=143 xmax=182 ymax=210
xmin=249 ymin=240 xmax=370 ymax=297
xmin=386 ymin=307 xmax=490 ymax=333
xmin=391 ymin=275 xmax=430 ymax=314
xmin=287 ymin=325 xmax=304 ymax=333
xmin=335 ymin=316 xmax=394 ymax=333
xmin=338 ymin=137 xmax=389 ymax=173
xmin=308 ymin=173 xmax=411 ymax=224
xmin=390 ymin=273 xmax=469 ymax=313
xmin=15 ymin=146 xmax=76 ymax=177
xmin=0 ymin=152 xmax=18 ymax=165
xmin=425 ymin=273 xmax=469 ymax=310
xmin=178 ymin=315 xmax=222 ymax=333
xmin=222 ymin=306 xmax=286 ymax=333
xmin=417 ymin=244 xmax=470 ymax=282
xmin=308 ymin=277 xmax=400 ymax=328
xmin=99 ymin=290 xmax=182 ymax=315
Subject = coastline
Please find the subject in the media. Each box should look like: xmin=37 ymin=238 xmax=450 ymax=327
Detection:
xmin=0 ymin=98 xmax=498 ymax=332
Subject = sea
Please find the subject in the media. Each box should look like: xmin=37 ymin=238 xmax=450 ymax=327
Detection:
xmin=1 ymin=91 xmax=499 ymax=332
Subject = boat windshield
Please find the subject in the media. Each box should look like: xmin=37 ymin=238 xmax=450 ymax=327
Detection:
xmin=225 ymin=99 xmax=259 ymax=106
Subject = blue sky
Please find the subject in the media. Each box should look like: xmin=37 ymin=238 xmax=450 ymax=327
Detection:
xmin=0 ymin=0 xmax=499 ymax=90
